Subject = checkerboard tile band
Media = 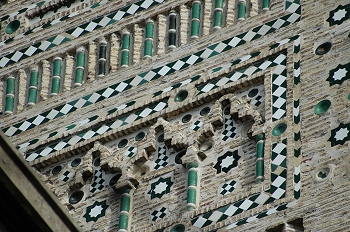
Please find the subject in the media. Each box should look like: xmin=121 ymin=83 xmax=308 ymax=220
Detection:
xmin=151 ymin=207 xmax=167 ymax=221
xmin=59 ymin=170 xmax=73 ymax=182
xmin=154 ymin=144 xmax=168 ymax=170
xmin=225 ymin=201 xmax=297 ymax=230
xmin=90 ymin=167 xmax=105 ymax=193
xmin=294 ymin=166 xmax=301 ymax=199
xmin=251 ymin=95 xmax=264 ymax=107
xmin=0 ymin=1 xmax=48 ymax=23
xmin=153 ymin=75 xmax=200 ymax=97
xmin=25 ymin=100 xmax=168 ymax=161
xmin=222 ymin=114 xmax=237 ymax=141
xmin=191 ymin=192 xmax=271 ymax=228
xmin=3 ymin=12 xmax=300 ymax=139
xmin=220 ymin=180 xmax=237 ymax=195
xmin=271 ymin=68 xmax=287 ymax=121
xmin=0 ymin=0 xmax=165 ymax=69
xmin=0 ymin=0 xmax=109 ymax=47
xmin=191 ymin=120 xmax=203 ymax=131
xmin=211 ymin=52 xmax=261 ymax=74
xmin=16 ymin=100 xmax=135 ymax=150
xmin=125 ymin=147 xmax=137 ymax=157
xmin=196 ymin=53 xmax=287 ymax=96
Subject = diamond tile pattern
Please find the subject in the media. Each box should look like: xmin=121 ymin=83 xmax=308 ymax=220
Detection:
xmin=191 ymin=120 xmax=203 ymax=131
xmin=125 ymin=146 xmax=137 ymax=157
xmin=222 ymin=109 xmax=237 ymax=141
xmin=3 ymin=6 xmax=300 ymax=139
xmin=90 ymin=167 xmax=105 ymax=193
xmin=151 ymin=207 xmax=167 ymax=221
xmin=59 ymin=170 xmax=73 ymax=182
xmin=0 ymin=0 xmax=165 ymax=68
xmin=25 ymin=100 xmax=168 ymax=161
xmin=220 ymin=180 xmax=237 ymax=195
xmin=153 ymin=75 xmax=200 ymax=97
xmin=154 ymin=144 xmax=168 ymax=170
xmin=196 ymin=54 xmax=287 ymax=96
xmin=251 ymin=95 xmax=264 ymax=107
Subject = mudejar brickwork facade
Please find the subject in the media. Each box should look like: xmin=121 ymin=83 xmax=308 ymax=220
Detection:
xmin=1 ymin=0 xmax=350 ymax=231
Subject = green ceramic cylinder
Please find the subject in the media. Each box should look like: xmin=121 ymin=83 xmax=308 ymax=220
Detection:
xmin=238 ymin=1 xmax=246 ymax=20
xmin=256 ymin=160 xmax=264 ymax=181
xmin=214 ymin=11 xmax=223 ymax=28
xmin=120 ymin=194 xmax=131 ymax=212
xmin=27 ymin=88 xmax=37 ymax=104
xmin=144 ymin=39 xmax=153 ymax=57
xmin=215 ymin=0 xmax=224 ymax=8
xmin=188 ymin=170 xmax=198 ymax=186
xmin=192 ymin=2 xmax=201 ymax=19
xmin=169 ymin=13 xmax=176 ymax=30
xmin=118 ymin=213 xmax=129 ymax=230
xmin=29 ymin=70 xmax=38 ymax=86
xmin=256 ymin=141 xmax=264 ymax=158
xmin=99 ymin=45 xmax=106 ymax=59
xmin=187 ymin=187 xmax=197 ymax=206
xmin=98 ymin=61 xmax=105 ymax=75
xmin=255 ymin=134 xmax=265 ymax=183
xmin=76 ymin=52 xmax=85 ymax=67
xmin=5 ymin=96 xmax=14 ymax=113
xmin=53 ymin=58 xmax=62 ymax=77
xmin=169 ymin=32 xmax=176 ymax=47
xmin=6 ymin=77 xmax=15 ymax=94
xmin=122 ymin=34 xmax=130 ymax=50
xmin=262 ymin=0 xmax=270 ymax=10
xmin=121 ymin=51 xmax=129 ymax=66
xmin=74 ymin=68 xmax=84 ymax=85
xmin=51 ymin=77 xmax=60 ymax=94
xmin=191 ymin=20 xmax=200 ymax=37
xmin=145 ymin=21 xmax=154 ymax=38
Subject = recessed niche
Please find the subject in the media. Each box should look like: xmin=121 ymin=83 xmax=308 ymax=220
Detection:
xmin=248 ymin=88 xmax=259 ymax=98
xmin=314 ymin=99 xmax=331 ymax=115
xmin=182 ymin=114 xmax=192 ymax=123
xmin=315 ymin=42 xmax=332 ymax=55
xmin=223 ymin=107 xmax=230 ymax=115
xmin=175 ymin=150 xmax=186 ymax=164
xmin=170 ymin=224 xmax=185 ymax=232
xmin=52 ymin=165 xmax=62 ymax=175
xmin=200 ymin=107 xmax=211 ymax=116
xmin=118 ymin=139 xmax=128 ymax=148
xmin=69 ymin=190 xmax=84 ymax=204
xmin=135 ymin=132 xmax=146 ymax=141
xmin=200 ymin=141 xmax=213 ymax=152
xmin=5 ymin=20 xmax=20 ymax=34
xmin=157 ymin=134 xmax=164 ymax=143
xmin=315 ymin=166 xmax=333 ymax=181
xmin=272 ymin=123 xmax=287 ymax=136
xmin=93 ymin=158 xmax=100 ymax=167
xmin=174 ymin=90 xmax=188 ymax=102
xmin=109 ymin=173 xmax=122 ymax=186
xmin=71 ymin=158 xmax=81 ymax=167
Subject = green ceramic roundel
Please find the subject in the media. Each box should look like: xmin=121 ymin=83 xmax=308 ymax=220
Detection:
xmin=170 ymin=224 xmax=185 ymax=232
xmin=135 ymin=132 xmax=146 ymax=141
xmin=5 ymin=20 xmax=20 ymax=34
xmin=71 ymin=158 xmax=81 ymax=167
xmin=200 ymin=107 xmax=211 ymax=116
xmin=348 ymin=94 xmax=350 ymax=100
xmin=52 ymin=165 xmax=62 ymax=175
xmin=314 ymin=99 xmax=331 ymax=115
xmin=118 ymin=139 xmax=128 ymax=148
xmin=315 ymin=42 xmax=332 ymax=55
xmin=69 ymin=190 xmax=84 ymax=204
xmin=272 ymin=123 xmax=287 ymax=136
xmin=182 ymin=114 xmax=192 ymax=123
xmin=174 ymin=90 xmax=188 ymax=102
xmin=248 ymin=88 xmax=259 ymax=98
